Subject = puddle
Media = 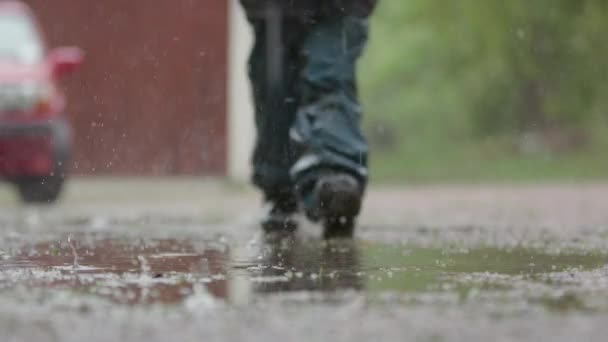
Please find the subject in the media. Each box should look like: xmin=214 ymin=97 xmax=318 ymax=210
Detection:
xmin=1 ymin=233 xmax=608 ymax=312
xmin=0 ymin=234 xmax=229 ymax=304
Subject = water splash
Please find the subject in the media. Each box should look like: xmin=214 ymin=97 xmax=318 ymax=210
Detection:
xmin=137 ymin=255 xmax=151 ymax=275
xmin=67 ymin=234 xmax=79 ymax=271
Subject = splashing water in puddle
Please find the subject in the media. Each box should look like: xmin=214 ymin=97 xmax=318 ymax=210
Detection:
xmin=0 ymin=232 xmax=607 ymax=313
xmin=67 ymin=234 xmax=79 ymax=271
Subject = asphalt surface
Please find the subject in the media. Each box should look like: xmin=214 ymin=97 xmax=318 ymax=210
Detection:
xmin=2 ymin=178 xmax=608 ymax=342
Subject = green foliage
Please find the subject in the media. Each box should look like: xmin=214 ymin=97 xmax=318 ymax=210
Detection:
xmin=364 ymin=0 xmax=608 ymax=134
xmin=360 ymin=0 xmax=608 ymax=181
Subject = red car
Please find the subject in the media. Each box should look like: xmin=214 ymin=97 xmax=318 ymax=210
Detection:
xmin=0 ymin=1 xmax=82 ymax=203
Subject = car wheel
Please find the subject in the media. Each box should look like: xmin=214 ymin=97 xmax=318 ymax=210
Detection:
xmin=17 ymin=175 xmax=65 ymax=204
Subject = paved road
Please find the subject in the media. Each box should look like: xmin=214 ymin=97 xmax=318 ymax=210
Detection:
xmin=1 ymin=178 xmax=608 ymax=341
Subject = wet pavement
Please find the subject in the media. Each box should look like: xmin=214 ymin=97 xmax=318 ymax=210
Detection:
xmin=2 ymin=179 xmax=608 ymax=341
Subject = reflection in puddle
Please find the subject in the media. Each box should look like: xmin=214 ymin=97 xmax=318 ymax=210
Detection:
xmin=251 ymin=237 xmax=363 ymax=294
xmin=0 ymin=234 xmax=229 ymax=304
xmin=1 ymin=233 xmax=608 ymax=311
xmin=360 ymin=244 xmax=608 ymax=293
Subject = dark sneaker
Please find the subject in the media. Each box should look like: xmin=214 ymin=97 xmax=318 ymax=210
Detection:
xmin=307 ymin=173 xmax=363 ymax=238
xmin=261 ymin=192 xmax=299 ymax=233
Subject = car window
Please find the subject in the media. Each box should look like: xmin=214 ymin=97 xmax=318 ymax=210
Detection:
xmin=0 ymin=14 xmax=44 ymax=64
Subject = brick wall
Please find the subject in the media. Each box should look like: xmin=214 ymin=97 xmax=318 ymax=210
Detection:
xmin=25 ymin=0 xmax=228 ymax=175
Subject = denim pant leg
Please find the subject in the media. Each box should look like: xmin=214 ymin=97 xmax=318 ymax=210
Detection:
xmin=247 ymin=19 xmax=305 ymax=199
xmin=290 ymin=16 xmax=370 ymax=190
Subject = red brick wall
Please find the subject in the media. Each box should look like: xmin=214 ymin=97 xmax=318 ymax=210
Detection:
xmin=24 ymin=0 xmax=228 ymax=175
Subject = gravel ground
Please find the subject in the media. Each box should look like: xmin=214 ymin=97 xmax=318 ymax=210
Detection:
xmin=1 ymin=178 xmax=608 ymax=342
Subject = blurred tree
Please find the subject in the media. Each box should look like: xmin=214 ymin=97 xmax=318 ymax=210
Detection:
xmin=362 ymin=0 xmax=608 ymax=151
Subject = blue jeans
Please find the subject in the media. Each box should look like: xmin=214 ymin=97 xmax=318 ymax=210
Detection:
xmin=244 ymin=6 xmax=370 ymax=200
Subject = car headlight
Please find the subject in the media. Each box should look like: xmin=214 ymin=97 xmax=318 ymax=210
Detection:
xmin=0 ymin=82 xmax=52 ymax=113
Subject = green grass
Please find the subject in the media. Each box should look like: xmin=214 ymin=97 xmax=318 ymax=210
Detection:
xmin=367 ymin=133 xmax=608 ymax=183
xmin=364 ymin=116 xmax=608 ymax=183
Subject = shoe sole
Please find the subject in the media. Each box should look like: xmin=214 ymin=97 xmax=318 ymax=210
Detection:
xmin=261 ymin=216 xmax=298 ymax=233
xmin=316 ymin=175 xmax=362 ymax=238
